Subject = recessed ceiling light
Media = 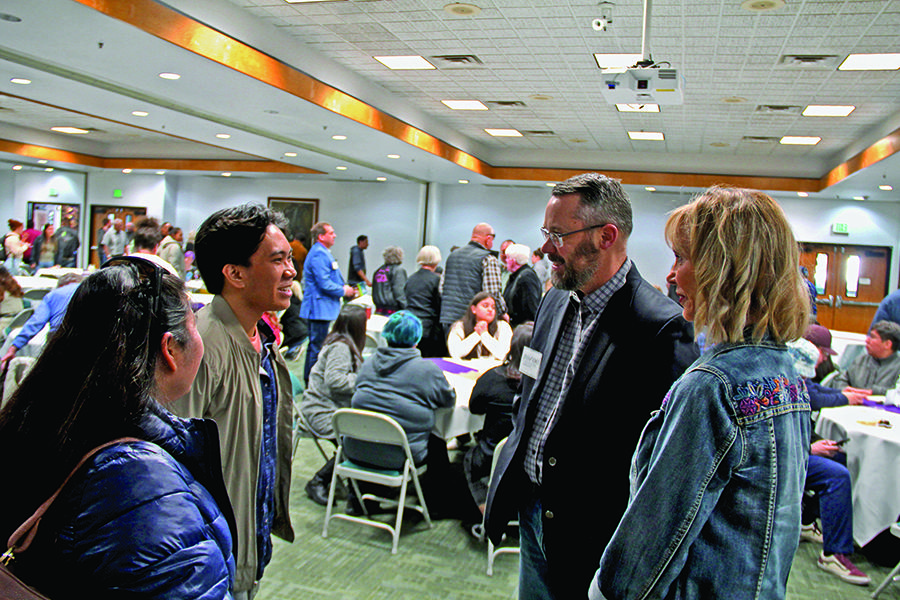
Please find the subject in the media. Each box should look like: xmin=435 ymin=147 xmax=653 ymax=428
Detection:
xmin=122 ymin=168 xmax=132 ymax=174
xmin=797 ymin=192 xmax=809 ymax=197
xmin=331 ymin=135 xmax=347 ymax=141
xmin=376 ymin=177 xmax=387 ymax=181
xmin=780 ymin=136 xmax=821 ymax=145
xmin=545 ymin=182 xmax=556 ymax=187
xmin=628 ymin=131 xmax=665 ymax=141
xmin=12 ymin=165 xmax=22 ymax=171
xmin=156 ymin=171 xmax=166 ymax=175
xmin=645 ymin=187 xmax=656 ymax=192
xmin=216 ymin=133 xmax=231 ymax=139
xmin=458 ymin=179 xmax=469 ymax=184
xmin=131 ymin=110 xmax=149 ymax=117
xmin=44 ymin=168 xmax=53 ymax=172
xmin=594 ymin=53 xmax=642 ymax=72
xmin=37 ymin=159 xmax=47 ymax=164
xmin=9 ymin=78 xmax=30 ymax=85
xmin=853 ymin=196 xmax=866 ymax=201
xmin=441 ymin=100 xmax=488 ymax=110
xmin=839 ymin=53 xmax=900 ymax=71
xmin=50 ymin=126 xmax=89 ymax=134
xmin=802 ymin=105 xmax=855 ymax=117
xmin=284 ymin=152 xmax=298 ymax=157
xmin=616 ymin=104 xmax=660 ymax=113
xmin=387 ymin=154 xmax=400 ymax=159
xmin=484 ymin=128 xmax=522 ymax=137
xmin=159 ymin=72 xmax=181 ymax=80
xmin=880 ymin=185 xmax=893 ymax=191
xmin=222 ymin=172 xmax=232 ymax=177
xmin=374 ymin=55 xmax=435 ymax=70
xmin=336 ymin=166 xmax=348 ymax=171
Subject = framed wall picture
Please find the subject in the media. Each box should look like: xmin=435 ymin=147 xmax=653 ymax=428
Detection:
xmin=268 ymin=197 xmax=319 ymax=250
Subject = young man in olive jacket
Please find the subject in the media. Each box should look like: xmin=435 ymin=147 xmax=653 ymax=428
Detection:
xmin=171 ymin=204 xmax=296 ymax=599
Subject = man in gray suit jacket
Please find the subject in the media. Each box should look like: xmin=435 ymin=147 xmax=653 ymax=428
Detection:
xmin=485 ymin=173 xmax=698 ymax=600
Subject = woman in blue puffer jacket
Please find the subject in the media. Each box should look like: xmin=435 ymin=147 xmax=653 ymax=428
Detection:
xmin=0 ymin=256 xmax=235 ymax=599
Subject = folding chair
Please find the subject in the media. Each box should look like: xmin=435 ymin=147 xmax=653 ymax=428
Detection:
xmin=292 ymin=393 xmax=332 ymax=463
xmin=872 ymin=523 xmax=900 ymax=598
xmin=322 ymin=408 xmax=431 ymax=554
xmin=486 ymin=437 xmax=519 ymax=575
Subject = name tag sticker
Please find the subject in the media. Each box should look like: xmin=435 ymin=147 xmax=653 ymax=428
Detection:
xmin=519 ymin=347 xmax=542 ymax=380
xmin=331 ymin=261 xmax=339 ymax=270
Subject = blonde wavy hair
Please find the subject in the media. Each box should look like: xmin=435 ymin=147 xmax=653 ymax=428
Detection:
xmin=665 ymin=186 xmax=809 ymax=345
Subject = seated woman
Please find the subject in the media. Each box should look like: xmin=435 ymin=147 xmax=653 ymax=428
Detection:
xmin=0 ymin=256 xmax=235 ymax=599
xmin=372 ymin=245 xmax=407 ymax=316
xmin=447 ymin=292 xmax=512 ymax=361
xmin=464 ymin=322 xmax=533 ymax=512
xmin=346 ymin=311 xmax=474 ymax=518
xmin=300 ymin=304 xmax=367 ymax=505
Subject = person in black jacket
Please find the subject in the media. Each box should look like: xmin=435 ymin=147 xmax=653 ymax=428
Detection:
xmin=502 ymin=242 xmax=542 ymax=327
xmin=405 ymin=245 xmax=445 ymax=357
xmin=465 ymin=322 xmax=533 ymax=512
xmin=372 ymin=245 xmax=407 ymax=315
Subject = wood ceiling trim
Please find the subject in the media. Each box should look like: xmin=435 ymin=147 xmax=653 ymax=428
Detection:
xmin=489 ymin=167 xmax=820 ymax=192
xmin=73 ymin=0 xmax=492 ymax=178
xmin=820 ymin=128 xmax=900 ymax=189
xmin=0 ymin=138 xmax=323 ymax=173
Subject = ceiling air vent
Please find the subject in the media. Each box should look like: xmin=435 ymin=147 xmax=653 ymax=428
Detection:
xmin=656 ymin=69 xmax=677 ymax=80
xmin=430 ymin=54 xmax=483 ymax=69
xmin=741 ymin=135 xmax=779 ymax=144
xmin=754 ymin=105 xmax=803 ymax=116
xmin=485 ymin=100 xmax=527 ymax=108
xmin=777 ymin=54 xmax=841 ymax=69
xmin=523 ymin=130 xmax=555 ymax=137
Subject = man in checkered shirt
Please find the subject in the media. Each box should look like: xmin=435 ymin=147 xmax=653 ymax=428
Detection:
xmin=485 ymin=173 xmax=698 ymax=600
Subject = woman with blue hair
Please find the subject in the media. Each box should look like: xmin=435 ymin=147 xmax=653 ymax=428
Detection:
xmin=345 ymin=311 xmax=473 ymax=518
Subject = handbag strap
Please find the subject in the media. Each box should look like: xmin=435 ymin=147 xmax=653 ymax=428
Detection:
xmin=4 ymin=437 xmax=143 ymax=559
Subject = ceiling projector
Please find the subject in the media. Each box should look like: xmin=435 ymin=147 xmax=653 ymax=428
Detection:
xmin=600 ymin=68 xmax=683 ymax=105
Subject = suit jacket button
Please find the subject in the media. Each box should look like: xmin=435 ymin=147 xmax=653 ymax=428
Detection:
xmin=547 ymin=457 xmax=557 ymax=467
xmin=544 ymin=510 xmax=554 ymax=519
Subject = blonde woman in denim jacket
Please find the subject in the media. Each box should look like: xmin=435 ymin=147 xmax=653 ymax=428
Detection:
xmin=591 ymin=187 xmax=811 ymax=600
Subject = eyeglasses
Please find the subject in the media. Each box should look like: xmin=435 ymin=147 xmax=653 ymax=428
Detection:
xmin=101 ymin=255 xmax=163 ymax=317
xmin=539 ymin=224 xmax=607 ymax=248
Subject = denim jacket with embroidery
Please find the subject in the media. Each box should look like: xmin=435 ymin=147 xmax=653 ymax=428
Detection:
xmin=590 ymin=339 xmax=810 ymax=600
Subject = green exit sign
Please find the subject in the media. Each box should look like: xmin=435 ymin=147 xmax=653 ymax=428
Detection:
xmin=832 ymin=222 xmax=849 ymax=235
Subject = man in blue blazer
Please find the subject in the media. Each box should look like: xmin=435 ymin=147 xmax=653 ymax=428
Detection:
xmin=300 ymin=221 xmax=356 ymax=382
xmin=485 ymin=173 xmax=698 ymax=599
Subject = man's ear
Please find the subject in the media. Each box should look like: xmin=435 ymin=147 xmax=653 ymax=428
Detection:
xmin=222 ymin=264 xmax=246 ymax=289
xmin=595 ymin=223 xmax=620 ymax=250
xmin=159 ymin=332 xmax=177 ymax=372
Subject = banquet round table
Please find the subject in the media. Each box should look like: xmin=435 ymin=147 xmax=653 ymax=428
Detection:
xmin=815 ymin=403 xmax=900 ymax=546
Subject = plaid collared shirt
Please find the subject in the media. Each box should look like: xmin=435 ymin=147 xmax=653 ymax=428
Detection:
xmin=482 ymin=254 xmax=507 ymax=314
xmin=523 ymin=258 xmax=632 ymax=485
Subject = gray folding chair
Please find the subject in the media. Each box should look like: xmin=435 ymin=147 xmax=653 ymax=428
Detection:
xmin=486 ymin=437 xmax=519 ymax=575
xmin=322 ymin=408 xmax=431 ymax=554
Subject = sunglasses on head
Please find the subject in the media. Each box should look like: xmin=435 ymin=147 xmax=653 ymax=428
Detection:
xmin=100 ymin=256 xmax=163 ymax=317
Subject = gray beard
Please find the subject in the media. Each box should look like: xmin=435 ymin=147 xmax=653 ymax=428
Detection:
xmin=551 ymin=239 xmax=601 ymax=291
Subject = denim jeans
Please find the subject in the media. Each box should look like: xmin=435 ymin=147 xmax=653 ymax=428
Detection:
xmin=304 ymin=319 xmax=331 ymax=383
xmin=806 ymin=453 xmax=854 ymax=555
xmin=519 ymin=494 xmax=558 ymax=600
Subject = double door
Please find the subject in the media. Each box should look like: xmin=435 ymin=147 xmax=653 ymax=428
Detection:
xmin=799 ymin=243 xmax=890 ymax=334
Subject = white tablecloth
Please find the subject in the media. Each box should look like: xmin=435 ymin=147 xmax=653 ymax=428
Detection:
xmin=13 ymin=276 xmax=57 ymax=291
xmin=431 ymin=357 xmax=498 ymax=439
xmin=816 ymin=404 xmax=900 ymax=545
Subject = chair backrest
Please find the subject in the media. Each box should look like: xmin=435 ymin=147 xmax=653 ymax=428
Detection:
xmin=7 ymin=308 xmax=34 ymax=331
xmin=332 ymin=408 xmax=410 ymax=449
